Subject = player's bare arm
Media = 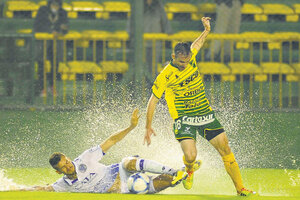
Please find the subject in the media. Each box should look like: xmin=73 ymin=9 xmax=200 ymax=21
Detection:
xmin=144 ymin=94 xmax=159 ymax=146
xmin=191 ymin=17 xmax=211 ymax=52
xmin=101 ymin=108 xmax=140 ymax=153
xmin=13 ymin=185 xmax=54 ymax=192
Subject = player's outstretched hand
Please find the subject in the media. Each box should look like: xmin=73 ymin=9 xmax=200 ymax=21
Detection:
xmin=144 ymin=127 xmax=156 ymax=146
xmin=130 ymin=108 xmax=140 ymax=128
xmin=201 ymin=17 xmax=211 ymax=32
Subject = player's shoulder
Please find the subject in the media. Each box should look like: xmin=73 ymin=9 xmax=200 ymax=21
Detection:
xmin=159 ymin=62 xmax=177 ymax=75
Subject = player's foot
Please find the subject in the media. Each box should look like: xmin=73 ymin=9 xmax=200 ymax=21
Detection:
xmin=182 ymin=160 xmax=202 ymax=190
xmin=238 ymin=188 xmax=257 ymax=196
xmin=182 ymin=170 xmax=194 ymax=190
xmin=171 ymin=170 xmax=188 ymax=187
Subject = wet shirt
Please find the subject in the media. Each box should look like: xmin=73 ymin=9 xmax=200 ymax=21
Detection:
xmin=152 ymin=48 xmax=212 ymax=119
xmin=52 ymin=145 xmax=119 ymax=193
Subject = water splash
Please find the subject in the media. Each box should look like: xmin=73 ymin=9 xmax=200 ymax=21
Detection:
xmin=0 ymin=169 xmax=26 ymax=191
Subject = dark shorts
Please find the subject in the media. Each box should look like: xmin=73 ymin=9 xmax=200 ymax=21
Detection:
xmin=173 ymin=111 xmax=224 ymax=141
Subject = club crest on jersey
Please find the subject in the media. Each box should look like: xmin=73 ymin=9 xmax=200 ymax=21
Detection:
xmin=79 ymin=164 xmax=87 ymax=173
xmin=179 ymin=70 xmax=199 ymax=87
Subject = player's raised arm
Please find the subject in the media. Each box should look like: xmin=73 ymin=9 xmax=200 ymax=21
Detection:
xmin=144 ymin=94 xmax=159 ymax=146
xmin=190 ymin=17 xmax=211 ymax=52
xmin=100 ymin=108 xmax=140 ymax=153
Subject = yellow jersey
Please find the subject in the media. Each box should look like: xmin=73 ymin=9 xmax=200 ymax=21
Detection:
xmin=152 ymin=48 xmax=212 ymax=119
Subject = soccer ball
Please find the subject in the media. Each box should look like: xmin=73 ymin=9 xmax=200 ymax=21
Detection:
xmin=127 ymin=172 xmax=150 ymax=194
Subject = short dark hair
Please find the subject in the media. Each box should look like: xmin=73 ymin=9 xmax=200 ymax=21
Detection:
xmin=174 ymin=42 xmax=191 ymax=58
xmin=49 ymin=152 xmax=64 ymax=169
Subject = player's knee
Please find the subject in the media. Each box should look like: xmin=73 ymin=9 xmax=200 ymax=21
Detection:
xmin=122 ymin=157 xmax=137 ymax=172
xmin=184 ymin=152 xmax=197 ymax=163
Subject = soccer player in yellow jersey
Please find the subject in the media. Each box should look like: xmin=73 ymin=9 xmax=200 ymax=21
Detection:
xmin=144 ymin=17 xmax=256 ymax=196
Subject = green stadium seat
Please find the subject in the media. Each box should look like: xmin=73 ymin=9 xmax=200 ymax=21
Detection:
xmin=165 ymin=3 xmax=199 ymax=21
xmin=102 ymin=1 xmax=131 ymax=20
xmin=99 ymin=61 xmax=129 ymax=74
xmin=260 ymin=4 xmax=298 ymax=22
xmin=4 ymin=0 xmax=39 ymax=18
xmin=228 ymin=62 xmax=261 ymax=74
xmin=69 ymin=1 xmax=104 ymax=19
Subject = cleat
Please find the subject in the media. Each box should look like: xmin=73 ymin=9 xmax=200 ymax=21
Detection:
xmin=171 ymin=170 xmax=188 ymax=187
xmin=182 ymin=170 xmax=194 ymax=190
xmin=182 ymin=160 xmax=202 ymax=172
xmin=182 ymin=160 xmax=202 ymax=190
xmin=238 ymin=188 xmax=257 ymax=196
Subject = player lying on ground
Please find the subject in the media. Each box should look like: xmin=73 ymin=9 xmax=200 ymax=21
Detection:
xmin=16 ymin=109 xmax=187 ymax=194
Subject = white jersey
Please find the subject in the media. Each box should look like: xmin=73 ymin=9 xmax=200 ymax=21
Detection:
xmin=52 ymin=145 xmax=119 ymax=193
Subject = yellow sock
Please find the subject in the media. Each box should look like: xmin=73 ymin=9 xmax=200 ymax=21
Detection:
xmin=183 ymin=156 xmax=195 ymax=172
xmin=222 ymin=153 xmax=244 ymax=192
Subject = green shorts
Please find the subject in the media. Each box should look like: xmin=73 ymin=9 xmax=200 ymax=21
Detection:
xmin=173 ymin=111 xmax=224 ymax=141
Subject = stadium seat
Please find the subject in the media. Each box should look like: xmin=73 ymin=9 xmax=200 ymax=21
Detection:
xmin=67 ymin=61 xmax=106 ymax=81
xmin=99 ymin=61 xmax=129 ymax=74
xmin=58 ymin=62 xmax=70 ymax=81
xmin=228 ymin=62 xmax=262 ymax=74
xmin=197 ymin=62 xmax=230 ymax=75
xmin=236 ymin=32 xmax=271 ymax=49
xmin=69 ymin=1 xmax=103 ymax=19
xmin=241 ymin=3 xmax=263 ymax=21
xmin=38 ymin=1 xmax=73 ymax=18
xmin=165 ymin=3 xmax=199 ymax=21
xmin=292 ymin=4 xmax=300 ymax=16
xmin=102 ymin=1 xmax=131 ymax=20
xmin=260 ymin=4 xmax=298 ymax=22
xmin=3 ymin=0 xmax=39 ymax=18
xmin=16 ymin=29 xmax=32 ymax=47
xmin=260 ymin=62 xmax=295 ymax=74
xmin=171 ymin=31 xmax=201 ymax=48
xmin=254 ymin=74 xmax=267 ymax=82
xmin=198 ymin=3 xmax=216 ymax=14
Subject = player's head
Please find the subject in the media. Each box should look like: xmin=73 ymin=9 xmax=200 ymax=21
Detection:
xmin=172 ymin=42 xmax=192 ymax=70
xmin=48 ymin=0 xmax=62 ymax=12
xmin=49 ymin=152 xmax=75 ymax=175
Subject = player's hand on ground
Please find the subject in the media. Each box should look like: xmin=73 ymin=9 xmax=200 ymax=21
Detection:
xmin=144 ymin=127 xmax=156 ymax=146
xmin=201 ymin=17 xmax=211 ymax=31
xmin=130 ymin=108 xmax=140 ymax=128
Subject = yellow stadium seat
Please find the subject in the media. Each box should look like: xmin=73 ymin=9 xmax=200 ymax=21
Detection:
xmin=165 ymin=3 xmax=199 ymax=20
xmin=198 ymin=3 xmax=216 ymax=14
xmin=69 ymin=1 xmax=103 ymax=19
xmin=81 ymin=30 xmax=110 ymax=41
xmin=171 ymin=31 xmax=201 ymax=48
xmin=291 ymin=63 xmax=300 ymax=74
xmin=221 ymin=75 xmax=236 ymax=82
xmin=293 ymin=4 xmax=300 ymax=14
xmin=198 ymin=62 xmax=230 ymax=75
xmin=236 ymin=32 xmax=271 ymax=49
xmin=4 ymin=0 xmax=39 ymax=18
xmin=67 ymin=61 xmax=106 ymax=81
xmin=102 ymin=1 xmax=131 ymax=19
xmin=228 ymin=62 xmax=262 ymax=74
xmin=286 ymin=75 xmax=299 ymax=82
xmin=107 ymin=31 xmax=129 ymax=48
xmin=100 ymin=61 xmax=129 ymax=74
xmin=241 ymin=3 xmax=263 ymax=21
xmin=260 ymin=62 xmax=295 ymax=74
xmin=254 ymin=74 xmax=267 ymax=82
xmin=58 ymin=62 xmax=70 ymax=80
xmin=260 ymin=4 xmax=298 ymax=22
xmin=16 ymin=29 xmax=33 ymax=47
xmin=38 ymin=1 xmax=72 ymax=11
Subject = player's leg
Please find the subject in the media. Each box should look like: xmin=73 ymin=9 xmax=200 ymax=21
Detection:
xmin=209 ymin=132 xmax=256 ymax=196
xmin=180 ymin=139 xmax=198 ymax=190
xmin=121 ymin=157 xmax=177 ymax=175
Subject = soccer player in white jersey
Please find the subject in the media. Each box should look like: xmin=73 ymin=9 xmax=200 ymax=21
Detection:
xmin=21 ymin=109 xmax=187 ymax=194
